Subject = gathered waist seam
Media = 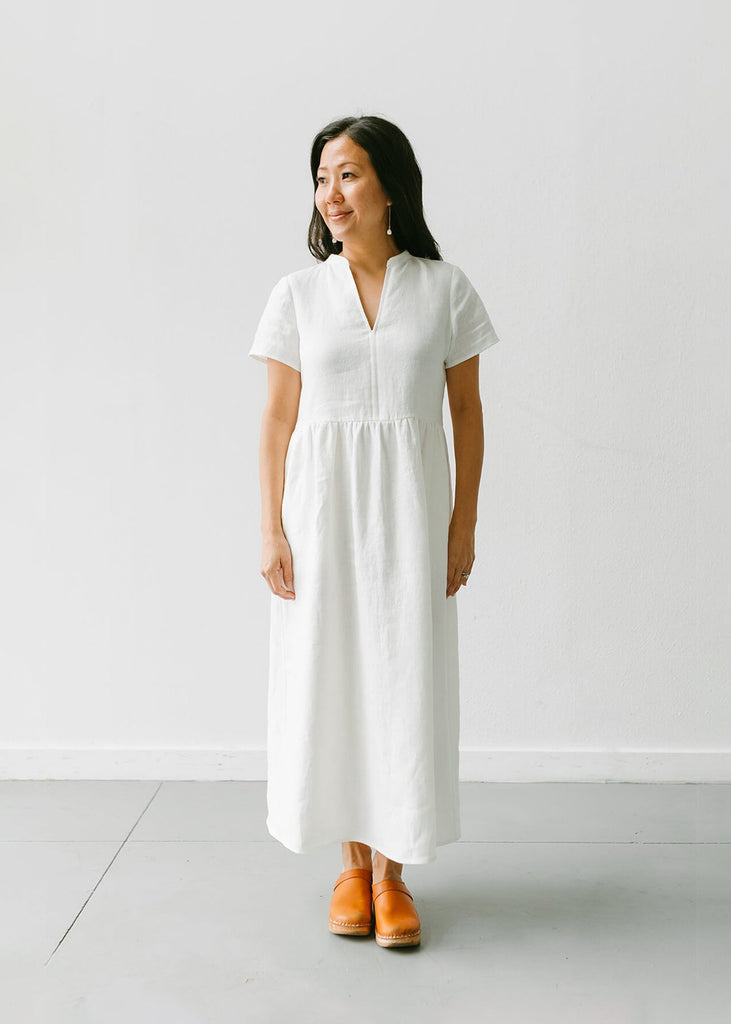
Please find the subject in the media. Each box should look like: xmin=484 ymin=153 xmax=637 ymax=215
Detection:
xmin=296 ymin=415 xmax=443 ymax=427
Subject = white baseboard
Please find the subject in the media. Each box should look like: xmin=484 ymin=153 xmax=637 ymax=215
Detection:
xmin=458 ymin=749 xmax=731 ymax=782
xmin=1 ymin=748 xmax=730 ymax=782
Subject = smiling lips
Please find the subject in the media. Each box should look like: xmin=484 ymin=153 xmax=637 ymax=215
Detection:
xmin=329 ymin=211 xmax=352 ymax=220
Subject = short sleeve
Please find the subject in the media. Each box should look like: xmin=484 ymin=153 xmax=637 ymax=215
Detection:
xmin=445 ymin=264 xmax=500 ymax=368
xmin=248 ymin=275 xmax=301 ymax=372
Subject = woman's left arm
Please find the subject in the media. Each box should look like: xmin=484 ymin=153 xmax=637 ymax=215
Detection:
xmin=444 ymin=354 xmax=485 ymax=597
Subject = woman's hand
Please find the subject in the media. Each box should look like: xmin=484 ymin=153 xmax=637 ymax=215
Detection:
xmin=261 ymin=530 xmax=296 ymax=600
xmin=446 ymin=518 xmax=475 ymax=598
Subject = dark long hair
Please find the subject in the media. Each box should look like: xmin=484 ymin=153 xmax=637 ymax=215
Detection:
xmin=307 ymin=115 xmax=442 ymax=263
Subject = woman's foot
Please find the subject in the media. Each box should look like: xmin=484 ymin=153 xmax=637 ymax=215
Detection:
xmin=372 ymin=879 xmax=421 ymax=947
xmin=328 ymin=868 xmax=373 ymax=936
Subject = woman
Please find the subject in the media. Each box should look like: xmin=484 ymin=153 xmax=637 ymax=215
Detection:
xmin=249 ymin=115 xmax=500 ymax=949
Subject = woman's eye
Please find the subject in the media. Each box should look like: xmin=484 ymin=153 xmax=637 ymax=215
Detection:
xmin=317 ymin=172 xmax=353 ymax=184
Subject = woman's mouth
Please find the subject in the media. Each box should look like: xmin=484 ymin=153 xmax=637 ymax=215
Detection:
xmin=329 ymin=211 xmax=352 ymax=221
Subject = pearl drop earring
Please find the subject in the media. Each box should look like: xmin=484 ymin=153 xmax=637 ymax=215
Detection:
xmin=386 ymin=204 xmax=392 ymax=236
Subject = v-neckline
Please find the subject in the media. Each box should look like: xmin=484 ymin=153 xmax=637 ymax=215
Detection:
xmin=330 ymin=249 xmax=410 ymax=334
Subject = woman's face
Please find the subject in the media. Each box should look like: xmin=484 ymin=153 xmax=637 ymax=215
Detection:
xmin=315 ymin=135 xmax=391 ymax=246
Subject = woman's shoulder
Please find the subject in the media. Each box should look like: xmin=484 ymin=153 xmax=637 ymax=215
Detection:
xmin=409 ymin=256 xmax=466 ymax=296
xmin=417 ymin=257 xmax=487 ymax=291
xmin=273 ymin=259 xmax=330 ymax=293
xmin=411 ymin=254 xmax=459 ymax=276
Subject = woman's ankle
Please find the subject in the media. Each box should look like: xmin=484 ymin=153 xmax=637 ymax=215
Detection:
xmin=341 ymin=841 xmax=373 ymax=872
xmin=372 ymin=849 xmax=403 ymax=884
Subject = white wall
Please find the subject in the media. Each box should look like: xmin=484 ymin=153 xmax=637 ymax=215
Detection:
xmin=1 ymin=0 xmax=728 ymax=781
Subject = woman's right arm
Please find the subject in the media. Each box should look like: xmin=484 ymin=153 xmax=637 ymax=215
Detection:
xmin=257 ymin=358 xmax=302 ymax=600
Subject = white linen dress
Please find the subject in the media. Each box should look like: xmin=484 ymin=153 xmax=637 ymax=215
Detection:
xmin=249 ymin=248 xmax=500 ymax=864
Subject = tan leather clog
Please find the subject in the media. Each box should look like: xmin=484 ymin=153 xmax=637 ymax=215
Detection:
xmin=371 ymin=878 xmax=421 ymax=947
xmin=328 ymin=868 xmax=374 ymax=936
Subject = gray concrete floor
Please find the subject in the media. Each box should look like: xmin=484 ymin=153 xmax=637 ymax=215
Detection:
xmin=1 ymin=780 xmax=730 ymax=1023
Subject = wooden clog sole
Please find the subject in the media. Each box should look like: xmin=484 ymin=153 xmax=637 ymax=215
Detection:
xmin=375 ymin=927 xmax=421 ymax=947
xmin=329 ymin=916 xmax=373 ymax=936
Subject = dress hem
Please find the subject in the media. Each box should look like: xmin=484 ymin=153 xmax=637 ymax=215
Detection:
xmin=266 ymin=819 xmax=461 ymax=866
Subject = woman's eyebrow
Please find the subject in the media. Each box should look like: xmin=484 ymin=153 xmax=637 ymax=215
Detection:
xmin=317 ymin=161 xmax=361 ymax=171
